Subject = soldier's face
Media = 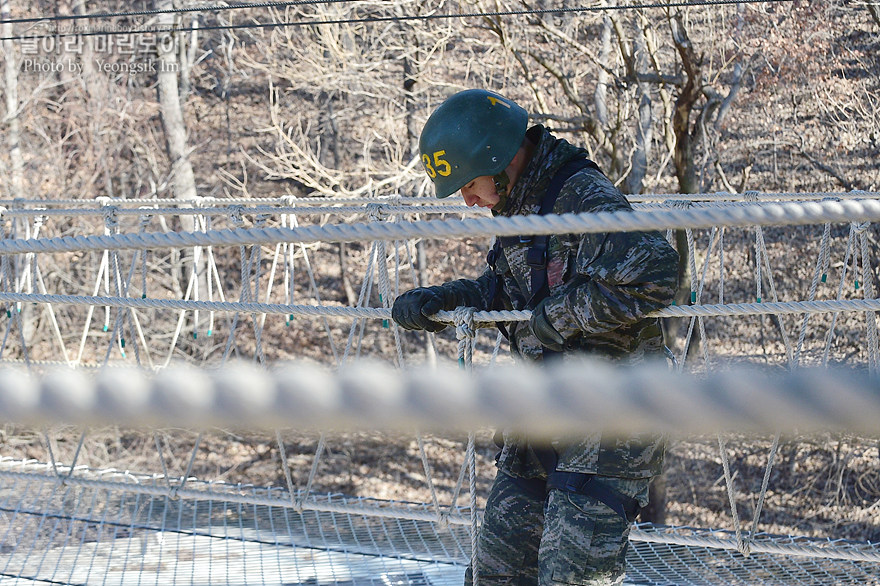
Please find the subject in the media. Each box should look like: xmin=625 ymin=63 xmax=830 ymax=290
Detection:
xmin=461 ymin=175 xmax=500 ymax=208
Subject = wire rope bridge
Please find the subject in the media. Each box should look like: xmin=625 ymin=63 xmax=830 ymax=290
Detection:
xmin=0 ymin=191 xmax=877 ymax=585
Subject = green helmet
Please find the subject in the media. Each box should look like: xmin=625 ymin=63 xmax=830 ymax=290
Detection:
xmin=419 ymin=89 xmax=529 ymax=198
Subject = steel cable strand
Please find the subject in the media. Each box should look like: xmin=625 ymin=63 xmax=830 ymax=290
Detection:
xmin=0 ymin=190 xmax=876 ymax=212
xmin=0 ymin=291 xmax=879 ymax=325
xmin=629 ymin=526 xmax=880 ymax=563
xmin=822 ymin=225 xmax=859 ymax=367
xmin=794 ymin=222 xmax=833 ymax=367
xmin=3 ymin=200 xmax=880 ymax=255
xmin=855 ymin=223 xmax=880 ymax=373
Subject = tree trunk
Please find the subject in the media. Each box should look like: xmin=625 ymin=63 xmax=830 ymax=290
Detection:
xmin=1 ymin=0 xmax=24 ymax=200
xmin=593 ymin=15 xmax=612 ymax=129
xmin=156 ymin=0 xmax=205 ymax=333
xmin=625 ymin=17 xmax=652 ymax=195
xmin=156 ymin=0 xmax=198 ymax=217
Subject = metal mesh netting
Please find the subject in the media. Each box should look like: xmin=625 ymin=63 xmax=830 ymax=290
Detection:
xmin=0 ymin=464 xmax=878 ymax=585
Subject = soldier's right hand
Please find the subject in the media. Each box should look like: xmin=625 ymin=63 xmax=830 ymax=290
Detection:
xmin=391 ymin=287 xmax=448 ymax=332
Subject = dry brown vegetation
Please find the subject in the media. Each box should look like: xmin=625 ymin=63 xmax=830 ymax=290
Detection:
xmin=0 ymin=0 xmax=878 ymax=545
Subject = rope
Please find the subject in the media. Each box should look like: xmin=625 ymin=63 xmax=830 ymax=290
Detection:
xmin=0 ymin=360 xmax=877 ymax=433
xmin=453 ymin=306 xmax=477 ymax=371
xmin=0 ymin=291 xmax=876 ymax=322
xmin=1 ymin=199 xmax=879 ymax=255
xmin=0 ymin=0 xmax=798 ymax=41
xmin=0 ymin=191 xmax=874 ymax=211
xmin=794 ymin=223 xmax=833 ymax=367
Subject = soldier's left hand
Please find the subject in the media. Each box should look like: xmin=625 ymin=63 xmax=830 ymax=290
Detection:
xmin=529 ymin=298 xmax=565 ymax=352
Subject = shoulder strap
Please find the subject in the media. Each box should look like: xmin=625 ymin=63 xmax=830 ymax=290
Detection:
xmin=524 ymin=157 xmax=597 ymax=309
xmin=486 ymin=157 xmax=598 ymax=343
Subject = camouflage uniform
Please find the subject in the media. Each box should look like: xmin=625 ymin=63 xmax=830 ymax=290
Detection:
xmin=438 ymin=126 xmax=679 ymax=586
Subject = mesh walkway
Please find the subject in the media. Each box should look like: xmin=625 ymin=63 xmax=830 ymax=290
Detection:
xmin=0 ymin=462 xmax=878 ymax=586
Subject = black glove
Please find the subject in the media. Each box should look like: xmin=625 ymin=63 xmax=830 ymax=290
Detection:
xmin=529 ymin=298 xmax=565 ymax=352
xmin=392 ymin=286 xmax=449 ymax=332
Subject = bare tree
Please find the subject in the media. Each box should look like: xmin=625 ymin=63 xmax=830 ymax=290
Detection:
xmin=1 ymin=0 xmax=25 ymax=200
xmin=156 ymin=0 xmax=198 ymax=213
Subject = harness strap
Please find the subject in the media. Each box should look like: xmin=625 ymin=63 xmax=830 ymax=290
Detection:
xmin=533 ymin=446 xmax=641 ymax=523
xmin=486 ymin=156 xmax=599 ymax=345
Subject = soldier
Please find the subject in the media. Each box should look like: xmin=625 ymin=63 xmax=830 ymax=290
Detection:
xmin=392 ymin=89 xmax=679 ymax=586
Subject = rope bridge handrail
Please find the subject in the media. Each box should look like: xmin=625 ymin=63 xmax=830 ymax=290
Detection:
xmin=0 ymin=204 xmax=483 ymax=218
xmin=0 ymin=199 xmax=877 ymax=255
xmin=0 ymin=198 xmax=872 ymax=219
xmin=0 ymin=291 xmax=877 ymax=321
xmin=0 ymin=360 xmax=877 ymax=434
xmin=0 ymin=189 xmax=876 ymax=208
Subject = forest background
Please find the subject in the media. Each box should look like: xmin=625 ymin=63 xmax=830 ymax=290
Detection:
xmin=0 ymin=0 xmax=879 ymax=544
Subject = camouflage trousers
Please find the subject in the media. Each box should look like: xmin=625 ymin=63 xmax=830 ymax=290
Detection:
xmin=465 ymin=471 xmax=648 ymax=586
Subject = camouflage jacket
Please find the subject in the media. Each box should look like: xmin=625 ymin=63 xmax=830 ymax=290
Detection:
xmin=441 ymin=126 xmax=679 ymax=480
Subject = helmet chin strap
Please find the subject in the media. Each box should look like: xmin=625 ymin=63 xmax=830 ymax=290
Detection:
xmin=492 ymin=171 xmax=511 ymax=212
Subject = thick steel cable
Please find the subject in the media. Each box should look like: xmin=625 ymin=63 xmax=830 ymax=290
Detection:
xmin=0 ymin=205 xmax=481 ymax=218
xmin=0 ymin=191 xmax=875 ymax=208
xmin=3 ymin=198 xmax=866 ymax=219
xmin=0 ymin=291 xmax=876 ymax=322
xmin=1 ymin=0 xmax=797 ymax=41
xmin=0 ymin=200 xmax=878 ymax=255
xmin=0 ymin=196 xmax=457 ymax=206
xmin=0 ymin=360 xmax=878 ymax=434
xmin=629 ymin=526 xmax=880 ymax=564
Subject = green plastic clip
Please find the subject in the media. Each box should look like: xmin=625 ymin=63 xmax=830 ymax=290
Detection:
xmin=690 ymin=291 xmax=696 ymax=304
xmin=379 ymin=295 xmax=389 ymax=328
xmin=103 ymin=325 xmax=109 ymax=332
xmin=121 ymin=338 xmax=126 ymax=348
xmin=458 ymin=357 xmax=465 ymax=369
xmin=855 ymin=280 xmax=860 ymax=290
xmin=142 ymin=293 xmax=147 ymax=299
xmin=757 ymin=297 xmax=762 ymax=303
xmin=5 ymin=310 xmax=10 ymax=318
xmin=821 ymin=274 xmax=827 ymax=283
xmin=207 ymin=330 xmax=213 ymax=337
xmin=193 ymin=332 xmax=198 ymax=340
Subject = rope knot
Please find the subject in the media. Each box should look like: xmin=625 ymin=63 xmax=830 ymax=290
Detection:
xmin=666 ymin=199 xmax=693 ymax=209
xmin=101 ymin=205 xmax=119 ymax=231
xmin=453 ymin=306 xmax=476 ymax=341
xmin=137 ymin=208 xmax=154 ymax=229
xmin=743 ymin=191 xmax=760 ymax=203
xmin=366 ymin=203 xmax=388 ymax=222
xmin=853 ymin=221 xmax=871 ymax=235
xmin=453 ymin=306 xmax=477 ymax=369
xmin=228 ymin=205 xmax=245 ymax=227
xmin=737 ymin=536 xmax=752 ymax=558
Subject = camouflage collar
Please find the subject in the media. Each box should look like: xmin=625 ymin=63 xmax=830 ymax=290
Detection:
xmin=494 ymin=125 xmax=589 ymax=217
